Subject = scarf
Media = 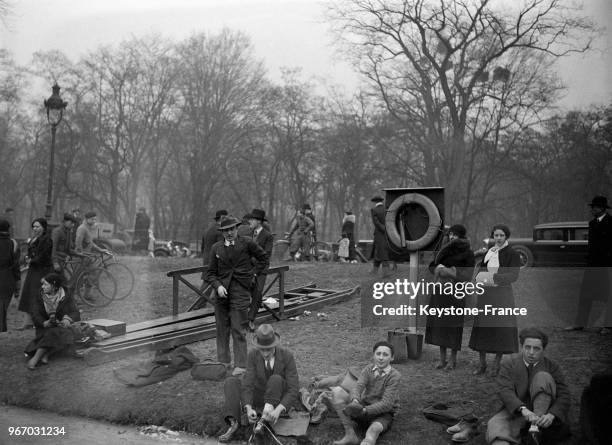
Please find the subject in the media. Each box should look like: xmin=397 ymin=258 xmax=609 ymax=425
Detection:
xmin=484 ymin=241 xmax=508 ymax=271
xmin=42 ymin=287 xmax=66 ymax=316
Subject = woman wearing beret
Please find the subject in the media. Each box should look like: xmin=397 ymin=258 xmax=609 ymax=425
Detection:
xmin=469 ymin=224 xmax=521 ymax=376
xmin=426 ymin=224 xmax=475 ymax=370
xmin=18 ymin=218 xmax=53 ymax=330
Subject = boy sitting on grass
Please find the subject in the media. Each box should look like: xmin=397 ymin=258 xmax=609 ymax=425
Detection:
xmin=329 ymin=341 xmax=401 ymax=445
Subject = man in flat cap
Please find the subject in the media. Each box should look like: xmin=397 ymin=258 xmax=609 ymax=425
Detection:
xmin=287 ymin=208 xmax=314 ymax=261
xmin=75 ymin=211 xmax=110 ymax=256
xmin=205 ymin=215 xmax=269 ymax=376
xmin=51 ymin=213 xmax=77 ymax=274
xmin=201 ymin=209 xmax=228 ymax=265
xmin=566 ymin=195 xmax=612 ymax=335
xmin=370 ymin=196 xmax=391 ymax=277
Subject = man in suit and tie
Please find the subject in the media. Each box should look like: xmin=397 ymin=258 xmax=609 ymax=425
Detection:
xmin=205 ymin=215 xmax=268 ymax=377
xmin=566 ymin=195 xmax=612 ymax=335
xmin=486 ymin=327 xmax=570 ymax=445
xmin=218 ymin=324 xmax=299 ymax=443
xmin=245 ymin=209 xmax=274 ymax=331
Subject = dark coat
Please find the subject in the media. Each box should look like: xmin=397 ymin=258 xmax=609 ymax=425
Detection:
xmin=371 ymin=204 xmax=389 ymax=262
xmin=425 ymin=239 xmax=475 ymax=350
xmin=25 ymin=289 xmax=81 ymax=355
xmin=587 ymin=213 xmax=612 ymax=266
xmin=496 ymin=354 xmax=570 ymax=425
xmin=204 ymin=236 xmax=268 ymax=291
xmin=253 ymin=228 xmax=274 ymax=261
xmin=19 ymin=234 xmax=53 ymax=313
xmin=202 ymin=223 xmax=223 ymax=266
xmin=469 ymin=245 xmax=521 ymax=354
xmin=242 ymin=346 xmax=299 ymax=409
xmin=0 ymin=233 xmax=20 ymax=297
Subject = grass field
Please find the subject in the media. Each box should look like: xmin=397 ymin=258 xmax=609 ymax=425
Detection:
xmin=0 ymin=256 xmax=610 ymax=444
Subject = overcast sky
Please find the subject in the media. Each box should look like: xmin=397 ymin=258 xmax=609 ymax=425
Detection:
xmin=1 ymin=0 xmax=610 ymax=110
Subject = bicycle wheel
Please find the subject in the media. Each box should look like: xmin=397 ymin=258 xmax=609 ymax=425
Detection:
xmin=76 ymin=267 xmax=116 ymax=307
xmin=104 ymin=262 xmax=135 ymax=300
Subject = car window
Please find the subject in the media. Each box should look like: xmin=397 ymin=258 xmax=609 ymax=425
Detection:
xmin=536 ymin=228 xmax=564 ymax=241
xmin=571 ymin=228 xmax=589 ymax=241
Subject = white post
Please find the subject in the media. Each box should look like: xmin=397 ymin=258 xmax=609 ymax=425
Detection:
xmin=408 ymin=251 xmax=419 ymax=333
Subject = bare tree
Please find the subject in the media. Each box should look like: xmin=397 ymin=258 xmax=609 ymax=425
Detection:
xmin=329 ymin=0 xmax=596 ymax=219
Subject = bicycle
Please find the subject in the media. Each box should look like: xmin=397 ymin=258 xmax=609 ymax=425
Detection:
xmin=62 ymin=253 xmax=117 ymax=307
xmin=90 ymin=251 xmax=135 ymax=300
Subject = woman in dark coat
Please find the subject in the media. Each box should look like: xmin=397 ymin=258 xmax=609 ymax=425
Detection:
xmin=425 ymin=224 xmax=475 ymax=370
xmin=469 ymin=224 xmax=521 ymax=376
xmin=18 ymin=218 xmax=53 ymax=329
xmin=24 ymin=273 xmax=80 ymax=370
xmin=0 ymin=218 xmax=21 ymax=332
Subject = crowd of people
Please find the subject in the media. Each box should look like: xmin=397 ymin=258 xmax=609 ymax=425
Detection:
xmin=0 ymin=209 xmax=113 ymax=368
xmin=1 ymin=193 xmax=610 ymax=444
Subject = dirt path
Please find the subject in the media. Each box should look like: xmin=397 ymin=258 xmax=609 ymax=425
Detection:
xmin=0 ymin=405 xmax=218 ymax=445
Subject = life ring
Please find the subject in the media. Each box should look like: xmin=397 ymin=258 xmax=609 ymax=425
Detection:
xmin=385 ymin=193 xmax=442 ymax=251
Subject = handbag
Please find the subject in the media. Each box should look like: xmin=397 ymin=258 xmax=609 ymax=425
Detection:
xmin=190 ymin=360 xmax=227 ymax=381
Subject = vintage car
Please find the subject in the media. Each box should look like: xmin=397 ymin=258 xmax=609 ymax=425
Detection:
xmin=483 ymin=221 xmax=589 ymax=268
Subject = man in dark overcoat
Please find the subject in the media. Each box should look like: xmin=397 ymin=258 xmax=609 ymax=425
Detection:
xmin=486 ymin=328 xmax=570 ymax=445
xmin=245 ymin=209 xmax=274 ymax=330
xmin=219 ymin=324 xmax=299 ymax=443
xmin=205 ymin=215 xmax=268 ymax=375
xmin=133 ymin=207 xmax=151 ymax=251
xmin=566 ymin=195 xmax=612 ymax=334
xmin=201 ymin=209 xmax=227 ymax=264
xmin=370 ymin=196 xmax=391 ymax=277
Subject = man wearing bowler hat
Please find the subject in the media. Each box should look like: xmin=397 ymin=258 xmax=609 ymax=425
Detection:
xmin=566 ymin=195 xmax=612 ymax=335
xmin=205 ymin=215 xmax=268 ymax=376
xmin=218 ymin=324 xmax=299 ymax=443
xmin=370 ymin=196 xmax=391 ymax=277
xmin=246 ymin=209 xmax=274 ymax=331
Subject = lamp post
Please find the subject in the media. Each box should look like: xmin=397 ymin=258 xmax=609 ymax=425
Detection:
xmin=43 ymin=83 xmax=68 ymax=220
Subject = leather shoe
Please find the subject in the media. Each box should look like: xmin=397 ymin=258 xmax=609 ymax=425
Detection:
xmin=446 ymin=419 xmax=476 ymax=434
xmin=218 ymin=419 xmax=239 ymax=443
xmin=451 ymin=424 xmax=477 ymax=442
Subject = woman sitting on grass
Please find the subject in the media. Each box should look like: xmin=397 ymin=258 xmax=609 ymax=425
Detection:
xmin=24 ymin=273 xmax=80 ymax=370
xmin=329 ymin=341 xmax=401 ymax=445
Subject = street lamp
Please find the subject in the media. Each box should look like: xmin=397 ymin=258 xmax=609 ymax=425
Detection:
xmin=43 ymin=83 xmax=68 ymax=220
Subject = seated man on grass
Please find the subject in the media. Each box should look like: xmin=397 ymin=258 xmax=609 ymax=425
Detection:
xmin=486 ymin=327 xmax=570 ymax=445
xmin=218 ymin=323 xmax=299 ymax=443
xmin=330 ymin=341 xmax=401 ymax=445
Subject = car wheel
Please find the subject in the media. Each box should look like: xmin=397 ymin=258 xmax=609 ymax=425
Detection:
xmin=513 ymin=245 xmax=533 ymax=268
xmin=154 ymin=248 xmax=170 ymax=257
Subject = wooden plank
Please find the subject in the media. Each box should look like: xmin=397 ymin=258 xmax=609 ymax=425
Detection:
xmin=83 ymin=286 xmax=360 ymax=366
xmin=126 ymin=308 xmax=213 ymax=333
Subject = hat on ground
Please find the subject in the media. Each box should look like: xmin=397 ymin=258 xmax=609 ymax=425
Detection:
xmin=84 ymin=211 xmax=97 ymax=219
xmin=371 ymin=196 xmax=384 ymax=203
xmin=214 ymin=209 xmax=228 ymax=221
xmin=246 ymin=208 xmax=267 ymax=221
xmin=448 ymin=224 xmax=467 ymax=239
xmin=302 ymin=203 xmax=312 ymax=211
xmin=63 ymin=213 xmax=77 ymax=223
xmin=217 ymin=215 xmax=241 ymax=230
xmin=252 ymin=324 xmax=280 ymax=349
xmin=588 ymin=195 xmax=610 ymax=209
